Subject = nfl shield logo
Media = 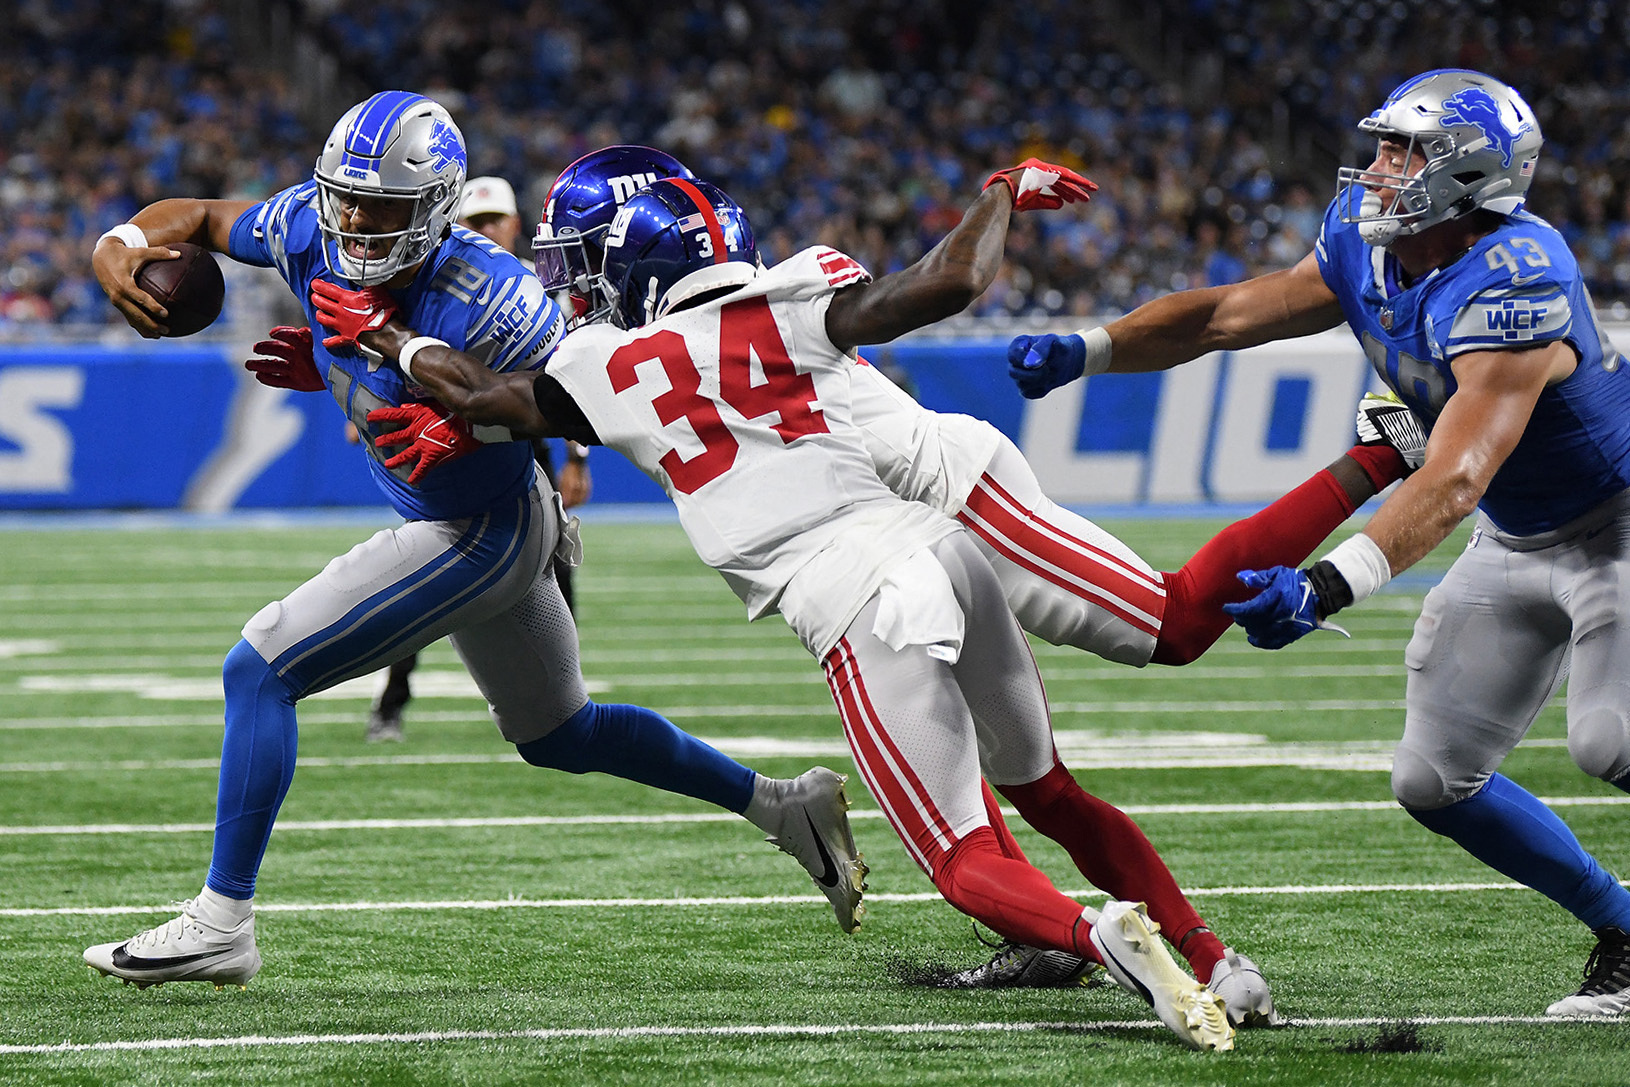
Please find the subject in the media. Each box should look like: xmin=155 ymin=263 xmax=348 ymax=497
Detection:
xmin=1379 ymin=308 xmax=1393 ymax=331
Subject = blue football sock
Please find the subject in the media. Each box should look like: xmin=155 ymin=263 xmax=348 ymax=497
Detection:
xmin=516 ymin=700 xmax=755 ymax=813
xmin=206 ymin=639 xmax=301 ymax=900
xmin=1408 ymin=773 xmax=1630 ymax=931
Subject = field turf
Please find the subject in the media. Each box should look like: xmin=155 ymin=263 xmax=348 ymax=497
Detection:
xmin=1 ymin=513 xmax=1626 ymax=1085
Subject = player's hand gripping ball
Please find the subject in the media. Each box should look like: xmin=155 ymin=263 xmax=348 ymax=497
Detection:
xmin=134 ymin=242 xmax=225 ymax=337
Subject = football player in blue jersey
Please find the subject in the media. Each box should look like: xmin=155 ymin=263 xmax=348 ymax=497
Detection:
xmin=1010 ymin=69 xmax=1630 ymax=1017
xmin=83 ymin=92 xmax=865 ymax=989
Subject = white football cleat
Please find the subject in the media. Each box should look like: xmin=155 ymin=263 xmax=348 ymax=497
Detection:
xmin=1089 ymin=900 xmax=1234 ymax=1051
xmin=1208 ymin=948 xmax=1284 ymax=1027
xmin=1545 ymin=926 xmax=1630 ymax=1017
xmin=1355 ymin=390 xmax=1427 ymax=471
xmin=84 ymin=900 xmax=261 ymax=989
xmin=749 ymin=767 xmax=868 ymax=933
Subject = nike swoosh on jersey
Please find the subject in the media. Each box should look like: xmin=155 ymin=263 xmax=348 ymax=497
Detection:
xmin=111 ymin=945 xmax=234 ymax=971
xmin=804 ymin=811 xmax=841 ymax=888
xmin=1511 ymin=272 xmax=1544 ymax=285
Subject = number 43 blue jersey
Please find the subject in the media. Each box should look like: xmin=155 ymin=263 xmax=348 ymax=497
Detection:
xmin=1317 ymin=191 xmax=1630 ymax=534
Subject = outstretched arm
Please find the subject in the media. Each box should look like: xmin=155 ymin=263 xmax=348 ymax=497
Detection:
xmin=1008 ymin=251 xmax=1346 ymax=398
xmin=1103 ymin=252 xmax=1345 ymax=372
xmin=825 ymin=159 xmax=1095 ymax=352
xmin=363 ymin=324 xmax=557 ymax=437
xmin=824 ymin=186 xmax=1014 ymax=352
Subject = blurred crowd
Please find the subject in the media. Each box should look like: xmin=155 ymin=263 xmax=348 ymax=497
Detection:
xmin=5 ymin=0 xmax=1629 ymax=334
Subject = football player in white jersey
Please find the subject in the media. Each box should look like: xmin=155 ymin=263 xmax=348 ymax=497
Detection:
xmin=362 ymin=145 xmax=1436 ymax=1022
xmin=83 ymin=92 xmax=864 ymax=990
xmin=364 ymin=165 xmax=1239 ymax=1050
xmin=1015 ymin=69 xmax=1630 ymax=1018
xmin=388 ymin=144 xmax=1427 ymax=1018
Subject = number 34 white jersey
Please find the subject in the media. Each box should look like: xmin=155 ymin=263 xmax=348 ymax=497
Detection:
xmin=546 ymin=246 xmax=959 ymax=653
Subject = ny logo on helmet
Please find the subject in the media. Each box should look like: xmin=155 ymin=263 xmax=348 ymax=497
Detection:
xmin=1440 ymin=88 xmax=1532 ymax=169
xmin=427 ymin=120 xmax=466 ymax=172
xmin=608 ymin=173 xmax=660 ymax=205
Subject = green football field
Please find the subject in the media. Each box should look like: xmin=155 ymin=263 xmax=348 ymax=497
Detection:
xmin=1 ymin=513 xmax=1625 ymax=1086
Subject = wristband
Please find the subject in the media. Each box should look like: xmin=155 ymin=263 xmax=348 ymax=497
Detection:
xmin=1319 ymin=533 xmax=1391 ymax=608
xmin=97 ymin=224 xmax=149 ymax=249
xmin=397 ymin=336 xmax=449 ymax=381
xmin=1071 ymin=325 xmax=1113 ymax=376
xmin=472 ymin=424 xmax=515 ymax=444
xmin=1304 ymin=560 xmax=1354 ymax=618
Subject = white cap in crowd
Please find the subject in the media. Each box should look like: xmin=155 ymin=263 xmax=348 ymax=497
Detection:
xmin=458 ymin=176 xmax=519 ymax=219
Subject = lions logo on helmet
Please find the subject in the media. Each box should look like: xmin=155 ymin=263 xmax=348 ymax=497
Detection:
xmin=532 ymin=146 xmax=696 ymax=327
xmin=314 ymin=91 xmax=467 ymax=286
xmin=1336 ymin=69 xmax=1542 ymax=247
xmin=599 ymin=178 xmax=759 ymax=330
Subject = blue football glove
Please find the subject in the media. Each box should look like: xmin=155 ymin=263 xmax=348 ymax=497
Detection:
xmin=1007 ymin=333 xmax=1086 ymax=399
xmin=1221 ymin=566 xmax=1350 ymax=650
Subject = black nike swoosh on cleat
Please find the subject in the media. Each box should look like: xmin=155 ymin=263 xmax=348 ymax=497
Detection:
xmin=1098 ymin=944 xmax=1154 ymax=1006
xmin=111 ymin=945 xmax=234 ymax=972
xmin=804 ymin=811 xmax=841 ymax=888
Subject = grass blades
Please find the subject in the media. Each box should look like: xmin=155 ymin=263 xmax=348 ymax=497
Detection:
xmin=1 ymin=514 xmax=1626 ymax=1085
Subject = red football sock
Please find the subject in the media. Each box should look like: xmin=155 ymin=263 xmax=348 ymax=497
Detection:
xmin=1176 ymin=925 xmax=1227 ymax=983
xmin=932 ymin=826 xmax=1100 ymax=961
xmin=998 ymin=762 xmax=1212 ymax=972
xmin=1153 ymin=454 xmax=1374 ymax=665
xmin=1346 ymin=442 xmax=1407 ymax=493
xmin=981 ymin=779 xmax=1030 ymax=863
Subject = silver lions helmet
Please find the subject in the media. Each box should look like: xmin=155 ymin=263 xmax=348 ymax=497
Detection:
xmin=314 ymin=91 xmax=468 ymax=285
xmin=1337 ymin=69 xmax=1542 ymax=246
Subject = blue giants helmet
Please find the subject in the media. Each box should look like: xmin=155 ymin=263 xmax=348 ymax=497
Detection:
xmin=599 ymin=178 xmax=759 ymax=329
xmin=533 ymin=146 xmax=696 ymax=326
xmin=313 ymin=91 xmax=467 ymax=285
xmin=1336 ymin=69 xmax=1542 ymax=246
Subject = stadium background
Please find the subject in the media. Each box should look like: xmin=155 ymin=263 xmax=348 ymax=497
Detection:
xmin=4 ymin=4 xmax=1630 ymax=1080
xmin=2 ymin=0 xmax=1627 ymax=511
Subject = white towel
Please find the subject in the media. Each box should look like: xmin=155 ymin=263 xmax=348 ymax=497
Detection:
xmin=872 ymin=547 xmax=965 ymax=663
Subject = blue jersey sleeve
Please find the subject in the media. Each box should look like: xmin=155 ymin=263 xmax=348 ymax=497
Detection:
xmin=227 ymin=182 xmax=325 ymax=287
xmin=1439 ymin=224 xmax=1577 ymax=358
xmin=424 ymin=228 xmax=564 ymax=374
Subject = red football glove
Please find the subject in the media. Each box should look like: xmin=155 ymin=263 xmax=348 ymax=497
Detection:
xmin=367 ymin=402 xmax=480 ymax=485
xmin=244 ymin=326 xmax=324 ymax=391
xmin=983 ymin=158 xmax=1098 ymax=211
xmin=311 ymin=277 xmax=398 ymax=350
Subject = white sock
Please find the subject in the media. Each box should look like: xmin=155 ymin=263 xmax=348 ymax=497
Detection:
xmin=741 ymin=773 xmax=781 ymax=834
xmin=195 ymin=885 xmax=253 ymax=928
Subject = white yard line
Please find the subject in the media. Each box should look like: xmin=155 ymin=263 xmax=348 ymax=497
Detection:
xmin=2 ymin=793 xmax=1623 ymax=837
xmin=0 ymin=731 xmax=1590 ymax=774
xmin=7 ymin=878 xmax=1629 ymax=920
xmin=0 ymin=1014 xmax=1620 ymax=1055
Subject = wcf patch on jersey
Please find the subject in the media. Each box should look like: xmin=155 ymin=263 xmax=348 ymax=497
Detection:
xmin=1480 ymin=297 xmax=1550 ymax=342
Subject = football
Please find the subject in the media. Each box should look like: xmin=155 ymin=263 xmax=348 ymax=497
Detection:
xmin=135 ymin=242 xmax=225 ymax=337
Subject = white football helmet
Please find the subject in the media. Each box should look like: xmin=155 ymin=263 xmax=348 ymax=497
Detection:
xmin=1337 ymin=69 xmax=1542 ymax=246
xmin=314 ymin=91 xmax=467 ymax=285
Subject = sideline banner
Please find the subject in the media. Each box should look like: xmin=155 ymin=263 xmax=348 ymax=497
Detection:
xmin=0 ymin=327 xmax=1597 ymax=510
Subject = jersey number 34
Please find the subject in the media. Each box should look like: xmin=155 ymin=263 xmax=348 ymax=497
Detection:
xmin=608 ymin=295 xmax=830 ymax=493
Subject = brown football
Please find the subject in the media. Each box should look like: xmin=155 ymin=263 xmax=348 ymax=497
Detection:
xmin=135 ymin=242 xmax=225 ymax=337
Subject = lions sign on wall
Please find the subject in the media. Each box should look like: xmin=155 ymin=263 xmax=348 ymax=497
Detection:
xmin=0 ymin=325 xmax=1502 ymax=512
